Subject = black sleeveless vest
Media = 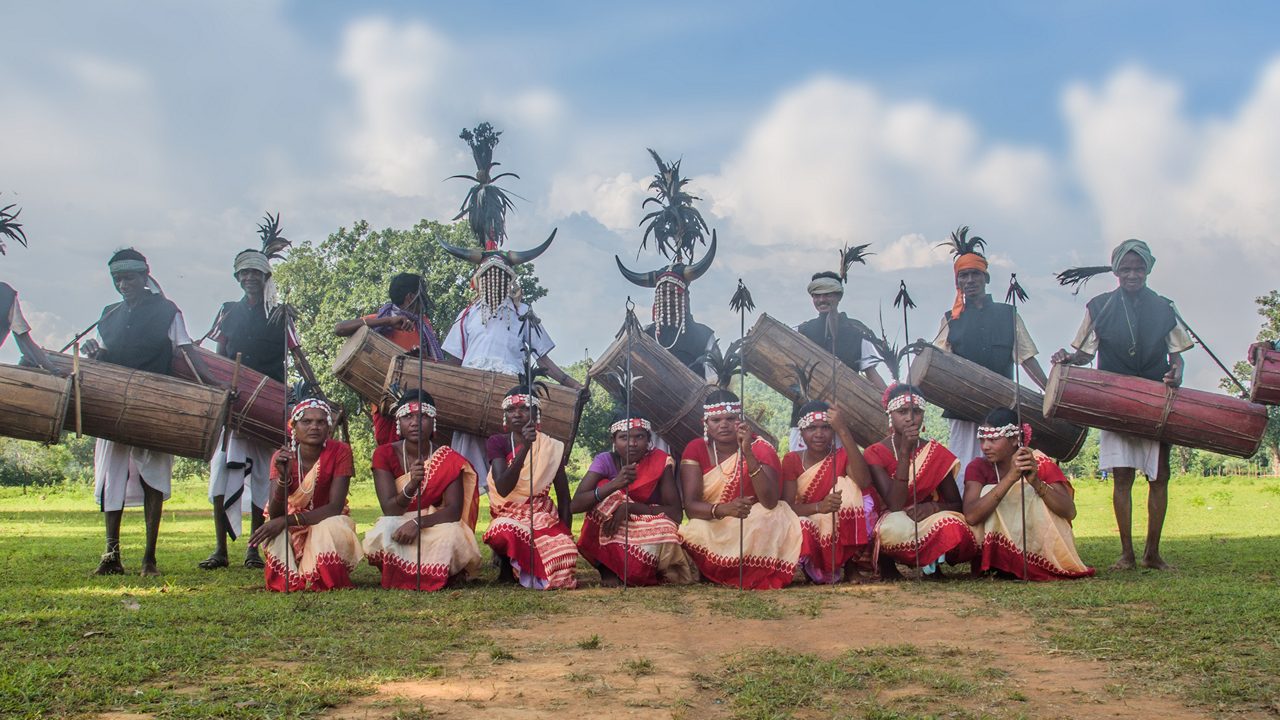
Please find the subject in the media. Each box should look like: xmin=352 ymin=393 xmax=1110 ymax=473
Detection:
xmin=1086 ymin=287 xmax=1176 ymax=382
xmin=99 ymin=293 xmax=179 ymax=375
xmin=944 ymin=297 xmax=1017 ymax=420
xmin=217 ymin=299 xmax=287 ymax=382
xmin=646 ymin=319 xmax=716 ymax=378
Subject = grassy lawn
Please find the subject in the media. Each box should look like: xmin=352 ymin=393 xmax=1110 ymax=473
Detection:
xmin=0 ymin=474 xmax=1276 ymax=719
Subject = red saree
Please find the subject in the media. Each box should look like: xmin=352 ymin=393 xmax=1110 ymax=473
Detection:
xmin=864 ymin=439 xmax=978 ymax=569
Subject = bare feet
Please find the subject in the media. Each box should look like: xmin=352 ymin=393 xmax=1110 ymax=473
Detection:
xmin=1110 ymin=554 xmax=1136 ymax=571
xmin=139 ymin=559 xmax=161 ymax=577
xmin=1140 ymin=554 xmax=1174 ymax=570
xmin=94 ymin=551 xmax=124 ymax=576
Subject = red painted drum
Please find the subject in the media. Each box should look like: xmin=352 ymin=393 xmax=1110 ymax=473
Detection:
xmin=1043 ymin=364 xmax=1267 ymax=458
xmin=1249 ymin=347 xmax=1280 ymax=406
xmin=172 ymin=346 xmax=288 ymax=447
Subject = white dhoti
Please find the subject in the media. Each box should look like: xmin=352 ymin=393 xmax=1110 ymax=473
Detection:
xmin=208 ymin=429 xmax=276 ymax=540
xmin=450 ymin=432 xmax=489 ymax=492
xmin=94 ymin=439 xmax=173 ymax=512
xmin=946 ymin=419 xmax=980 ymax=495
xmin=1098 ymin=429 xmax=1161 ymax=480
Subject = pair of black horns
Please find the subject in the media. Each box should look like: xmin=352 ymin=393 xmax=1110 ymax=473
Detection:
xmin=616 ymin=230 xmax=717 ymax=288
xmin=436 ymin=229 xmax=557 ymax=266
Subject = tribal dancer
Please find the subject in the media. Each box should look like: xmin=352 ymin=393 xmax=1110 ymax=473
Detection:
xmin=363 ymin=390 xmax=482 ymax=590
xmin=615 ymin=150 xmax=720 ymax=378
xmin=83 ymin=249 xmax=216 ymax=576
xmin=864 ymin=384 xmax=978 ymax=579
xmin=483 ymin=386 xmax=578 ymax=589
xmin=0 ymin=200 xmax=57 ymax=372
xmin=334 ymin=272 xmax=444 ymax=445
xmin=1052 ymin=239 xmax=1192 ymax=571
xmin=781 ymin=403 xmax=875 ymax=583
xmin=201 ymin=214 xmax=298 ymax=570
xmin=572 ymin=411 xmax=694 ymax=587
xmin=962 ymin=408 xmax=1093 ymax=581
xmin=933 ymin=226 xmax=1047 ymax=486
xmin=438 ymin=124 xmax=583 ymax=485
xmin=250 ymin=398 xmax=363 ymax=592
xmin=678 ymin=389 xmax=802 ymax=589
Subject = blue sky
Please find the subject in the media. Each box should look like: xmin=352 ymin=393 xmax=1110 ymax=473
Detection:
xmin=4 ymin=2 xmax=1280 ymax=390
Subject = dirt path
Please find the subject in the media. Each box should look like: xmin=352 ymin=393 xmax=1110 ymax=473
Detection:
xmin=327 ymin=584 xmax=1221 ymax=720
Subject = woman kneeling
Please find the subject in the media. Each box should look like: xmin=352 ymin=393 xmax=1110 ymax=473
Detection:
xmin=679 ymin=390 xmax=802 ymax=590
xmin=782 ymin=403 xmax=875 ymax=583
xmin=251 ymin=398 xmax=363 ymax=591
xmin=484 ymin=386 xmax=578 ymax=589
xmin=363 ymin=391 xmax=483 ymax=590
xmin=572 ymin=412 xmax=694 ymax=587
xmin=864 ymin=385 xmax=978 ymax=579
xmin=962 ymin=408 xmax=1094 ymax=580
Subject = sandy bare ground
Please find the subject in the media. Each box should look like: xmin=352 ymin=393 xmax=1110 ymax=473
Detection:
xmin=326 ymin=583 xmax=1231 ymax=720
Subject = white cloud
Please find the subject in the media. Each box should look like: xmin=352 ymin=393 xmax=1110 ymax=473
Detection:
xmin=547 ymin=172 xmax=647 ymax=232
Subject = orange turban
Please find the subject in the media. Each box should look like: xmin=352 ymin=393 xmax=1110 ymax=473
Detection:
xmin=950 ymin=253 xmax=989 ymax=319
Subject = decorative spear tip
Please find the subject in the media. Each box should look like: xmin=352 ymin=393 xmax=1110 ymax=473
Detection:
xmin=1005 ymin=273 xmax=1030 ymax=305
xmin=729 ymin=278 xmax=756 ymax=313
xmin=893 ymin=280 xmax=916 ymax=310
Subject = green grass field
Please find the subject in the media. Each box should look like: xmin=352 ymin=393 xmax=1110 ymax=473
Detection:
xmin=0 ymin=475 xmax=1277 ymax=719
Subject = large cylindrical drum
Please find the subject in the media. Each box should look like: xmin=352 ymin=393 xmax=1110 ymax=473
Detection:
xmin=384 ymin=355 xmax=583 ymax=444
xmin=909 ymin=346 xmax=1087 ymax=461
xmin=1249 ymin=348 xmax=1280 ymax=406
xmin=1044 ymin=364 xmax=1267 ymax=458
xmin=172 ymin=346 xmax=287 ymax=446
xmin=739 ymin=313 xmax=884 ymax=448
xmin=0 ymin=364 xmax=72 ymax=444
xmin=589 ymin=322 xmax=776 ymax=457
xmin=332 ymin=325 xmax=403 ymax=411
xmin=47 ymin=352 xmax=230 ymax=460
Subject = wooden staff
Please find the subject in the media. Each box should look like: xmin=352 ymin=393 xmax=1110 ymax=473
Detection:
xmin=1005 ymin=274 xmax=1030 ymax=582
xmin=622 ymin=298 xmax=636 ymax=591
xmin=730 ymin=279 xmax=756 ymax=591
xmin=415 ymin=276 xmax=426 ymax=592
xmin=893 ymin=280 xmax=920 ymax=576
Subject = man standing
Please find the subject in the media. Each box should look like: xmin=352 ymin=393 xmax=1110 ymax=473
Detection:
xmin=933 ymin=226 xmax=1047 ymax=487
xmin=0 ymin=200 xmax=58 ymax=372
xmin=334 ymin=272 xmax=444 ymax=445
xmin=1052 ymin=239 xmax=1191 ymax=570
xmin=201 ymin=215 xmax=297 ymax=570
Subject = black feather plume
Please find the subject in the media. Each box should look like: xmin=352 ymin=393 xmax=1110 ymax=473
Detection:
xmin=697 ymin=341 xmax=744 ymax=390
xmin=893 ymin=280 xmax=916 ymax=311
xmin=0 ymin=201 xmax=28 ymax=256
xmin=937 ymin=225 xmax=987 ymax=259
xmin=1055 ymin=265 xmax=1112 ymax=295
xmin=838 ymin=243 xmax=873 ymax=283
xmin=638 ymin=148 xmax=709 ymax=264
xmin=450 ymin=122 xmax=519 ymax=248
xmin=729 ymin=279 xmax=756 ymax=314
xmin=257 ymin=212 xmax=290 ymax=260
xmin=1004 ymin=273 xmax=1029 ymax=305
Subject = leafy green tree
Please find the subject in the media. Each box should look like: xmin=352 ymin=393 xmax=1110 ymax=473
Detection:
xmin=271 ymin=219 xmax=547 ymax=478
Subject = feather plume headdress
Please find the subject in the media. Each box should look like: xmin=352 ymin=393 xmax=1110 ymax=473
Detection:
xmin=0 ymin=199 xmax=28 ymax=256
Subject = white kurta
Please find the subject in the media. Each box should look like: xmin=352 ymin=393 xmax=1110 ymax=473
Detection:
xmin=92 ymin=310 xmax=193 ymax=512
xmin=442 ymin=299 xmax=557 ymax=488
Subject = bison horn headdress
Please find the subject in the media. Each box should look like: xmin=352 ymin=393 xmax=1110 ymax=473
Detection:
xmin=437 ymin=122 xmax=555 ymax=317
xmin=615 ymin=149 xmax=716 ymax=343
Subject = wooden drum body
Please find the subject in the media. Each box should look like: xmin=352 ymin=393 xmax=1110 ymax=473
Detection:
xmin=1249 ymin=348 xmax=1280 ymax=406
xmin=384 ymin=356 xmax=583 ymax=443
xmin=47 ymin=352 xmax=229 ymax=460
xmin=909 ymin=346 xmax=1087 ymax=461
xmin=739 ymin=314 xmax=885 ymax=448
xmin=1044 ymin=364 xmax=1267 ymax=458
xmin=0 ymin=363 xmax=73 ymax=444
xmin=590 ymin=325 xmax=775 ymax=456
xmin=173 ymin=346 xmax=287 ymax=447
xmin=332 ymin=325 xmax=403 ymax=410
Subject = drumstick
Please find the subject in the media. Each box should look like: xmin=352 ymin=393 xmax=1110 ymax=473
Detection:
xmin=1005 ymin=275 xmax=1030 ymax=582
xmin=72 ymin=342 xmax=82 ymax=438
xmin=1169 ymin=304 xmax=1248 ymax=395
xmin=222 ymin=353 xmax=242 ymax=454
xmin=893 ymin=281 xmax=920 ymax=576
xmin=59 ymin=305 xmax=121 ymax=353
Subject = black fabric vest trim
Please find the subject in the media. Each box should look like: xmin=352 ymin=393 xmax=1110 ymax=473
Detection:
xmin=99 ymin=293 xmax=179 ymax=375
xmin=944 ymin=298 xmax=1017 ymax=420
xmin=646 ymin=319 xmax=716 ymax=378
xmin=218 ymin=299 xmax=287 ymax=382
xmin=1086 ymin=288 xmax=1176 ymax=382
xmin=0 ymin=282 xmax=15 ymax=347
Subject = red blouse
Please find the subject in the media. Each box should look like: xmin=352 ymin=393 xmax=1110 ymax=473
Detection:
xmin=269 ymin=439 xmax=354 ymax=509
